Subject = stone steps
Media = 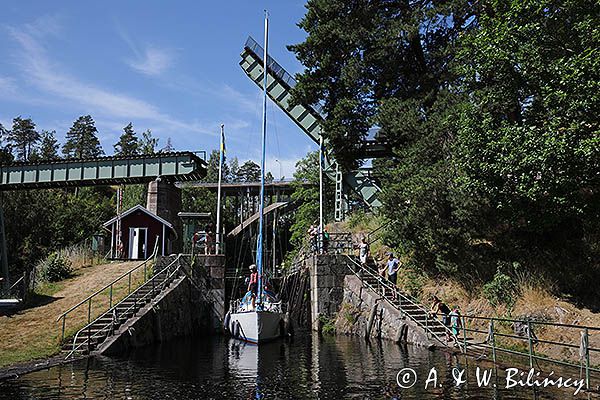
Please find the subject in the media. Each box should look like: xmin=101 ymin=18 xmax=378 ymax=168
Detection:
xmin=62 ymin=269 xmax=180 ymax=356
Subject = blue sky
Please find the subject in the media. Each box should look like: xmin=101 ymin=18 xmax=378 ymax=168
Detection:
xmin=0 ymin=1 xmax=314 ymax=178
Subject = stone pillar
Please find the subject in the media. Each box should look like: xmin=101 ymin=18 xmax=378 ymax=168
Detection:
xmin=147 ymin=180 xmax=182 ymax=252
xmin=194 ymin=254 xmax=226 ymax=332
xmin=309 ymin=254 xmax=347 ymax=332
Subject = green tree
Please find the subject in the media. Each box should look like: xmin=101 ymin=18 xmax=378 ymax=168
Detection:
xmin=0 ymin=123 xmax=13 ymax=164
xmin=236 ymin=160 xmax=261 ymax=182
xmin=451 ymin=0 xmax=600 ymax=296
xmin=291 ymin=0 xmax=600 ymax=303
xmin=289 ymin=151 xmax=333 ymax=247
xmin=9 ymin=116 xmax=40 ymax=161
xmin=31 ymin=130 xmax=60 ymax=160
xmin=204 ymin=150 xmax=230 ymax=183
xmin=139 ymin=129 xmax=159 ymax=154
xmin=289 ymin=0 xmax=475 ymax=169
xmin=229 ymin=157 xmax=239 ymax=181
xmin=62 ymin=115 xmax=104 ymax=159
xmin=114 ymin=123 xmax=140 ymax=156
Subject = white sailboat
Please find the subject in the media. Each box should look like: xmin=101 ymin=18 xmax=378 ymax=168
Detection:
xmin=226 ymin=11 xmax=283 ymax=344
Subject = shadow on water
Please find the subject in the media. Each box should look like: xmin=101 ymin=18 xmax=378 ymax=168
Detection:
xmin=0 ymin=334 xmax=596 ymax=399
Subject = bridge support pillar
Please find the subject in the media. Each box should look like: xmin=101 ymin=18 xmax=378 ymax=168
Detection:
xmin=308 ymin=255 xmax=347 ymax=332
xmin=147 ymin=180 xmax=182 ymax=252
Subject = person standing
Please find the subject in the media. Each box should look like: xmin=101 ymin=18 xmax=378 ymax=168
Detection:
xmin=247 ymin=264 xmax=259 ymax=310
xmin=205 ymin=222 xmax=215 ymax=255
xmin=358 ymin=237 xmax=370 ymax=266
xmin=449 ymin=306 xmax=462 ymax=346
xmin=380 ymin=253 xmax=400 ymax=300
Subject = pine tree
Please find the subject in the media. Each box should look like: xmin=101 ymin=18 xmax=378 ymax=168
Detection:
xmin=33 ymin=130 xmax=60 ymax=160
xmin=229 ymin=157 xmax=239 ymax=181
xmin=236 ymin=160 xmax=261 ymax=182
xmin=9 ymin=116 xmax=40 ymax=161
xmin=204 ymin=149 xmax=230 ymax=183
xmin=114 ymin=122 xmax=140 ymax=156
xmin=160 ymin=137 xmax=175 ymax=153
xmin=0 ymin=123 xmax=13 ymax=164
xmin=139 ymin=129 xmax=159 ymax=154
xmin=62 ymin=115 xmax=104 ymax=159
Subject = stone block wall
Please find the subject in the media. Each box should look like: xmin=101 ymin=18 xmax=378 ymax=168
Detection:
xmin=100 ymin=276 xmax=211 ymax=355
xmin=336 ymin=275 xmax=434 ymax=347
xmin=309 ymin=254 xmax=348 ymax=332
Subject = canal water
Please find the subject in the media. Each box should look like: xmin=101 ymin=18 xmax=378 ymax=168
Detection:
xmin=0 ymin=334 xmax=590 ymax=399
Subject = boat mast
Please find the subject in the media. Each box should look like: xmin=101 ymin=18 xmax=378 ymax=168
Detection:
xmin=256 ymin=10 xmax=269 ymax=306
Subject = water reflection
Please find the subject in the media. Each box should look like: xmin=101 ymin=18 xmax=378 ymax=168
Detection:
xmin=0 ymin=334 xmax=590 ymax=399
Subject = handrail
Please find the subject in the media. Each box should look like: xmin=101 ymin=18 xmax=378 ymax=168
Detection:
xmin=56 ymin=238 xmax=159 ymax=341
xmin=56 ymin=240 xmax=158 ymax=321
xmin=463 ymin=313 xmax=600 ymax=332
xmin=65 ymin=254 xmax=182 ymax=358
xmin=8 ymin=275 xmax=24 ymax=292
xmin=366 ymin=220 xmax=393 ymax=245
xmin=343 ymin=254 xmax=455 ymax=346
xmin=458 ymin=313 xmax=598 ymax=389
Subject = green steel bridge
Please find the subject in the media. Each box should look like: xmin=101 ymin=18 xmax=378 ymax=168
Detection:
xmin=0 ymin=151 xmax=207 ymax=190
xmin=0 ymin=151 xmax=207 ymax=293
xmin=239 ymin=36 xmax=391 ymax=221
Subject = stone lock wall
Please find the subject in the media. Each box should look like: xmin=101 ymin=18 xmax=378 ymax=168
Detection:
xmin=100 ymin=255 xmax=226 ymax=355
xmin=308 ymin=254 xmax=348 ymax=332
xmin=335 ymin=275 xmax=434 ymax=347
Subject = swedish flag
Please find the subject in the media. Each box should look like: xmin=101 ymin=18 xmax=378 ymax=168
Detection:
xmin=220 ymin=125 xmax=226 ymax=155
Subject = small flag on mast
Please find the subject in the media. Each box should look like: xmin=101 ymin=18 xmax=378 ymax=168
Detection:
xmin=220 ymin=125 xmax=226 ymax=155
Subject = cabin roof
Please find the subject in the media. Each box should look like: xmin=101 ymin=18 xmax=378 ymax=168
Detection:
xmin=102 ymin=204 xmax=174 ymax=229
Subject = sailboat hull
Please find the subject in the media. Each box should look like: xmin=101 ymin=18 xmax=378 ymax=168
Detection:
xmin=229 ymin=310 xmax=282 ymax=344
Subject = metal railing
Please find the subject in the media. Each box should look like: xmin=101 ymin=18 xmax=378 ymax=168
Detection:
xmin=343 ymin=254 xmax=455 ymax=346
xmin=64 ymin=254 xmax=182 ymax=358
xmin=366 ymin=220 xmax=393 ymax=246
xmin=56 ymin=239 xmax=159 ymax=342
xmin=244 ymin=36 xmax=324 ymax=115
xmin=459 ymin=314 xmax=599 ymax=390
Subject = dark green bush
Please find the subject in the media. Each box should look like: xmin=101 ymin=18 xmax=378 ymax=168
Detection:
xmin=37 ymin=252 xmax=73 ymax=283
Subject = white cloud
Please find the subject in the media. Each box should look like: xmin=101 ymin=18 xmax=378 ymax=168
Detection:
xmin=219 ymin=84 xmax=260 ymax=114
xmin=0 ymin=76 xmax=17 ymax=94
xmin=266 ymin=156 xmax=299 ymax=180
xmin=6 ymin=17 xmax=216 ymax=139
xmin=127 ymin=46 xmax=173 ymax=76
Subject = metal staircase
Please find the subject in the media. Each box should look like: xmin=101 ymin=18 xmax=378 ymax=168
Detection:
xmin=239 ymin=36 xmax=385 ymax=219
xmin=62 ymin=255 xmax=183 ymax=358
xmin=342 ymin=254 xmax=460 ymax=347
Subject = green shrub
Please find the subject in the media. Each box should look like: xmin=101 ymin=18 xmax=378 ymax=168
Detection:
xmin=396 ymin=265 xmax=428 ymax=299
xmin=37 ymin=252 xmax=73 ymax=283
xmin=483 ymin=262 xmax=520 ymax=311
xmin=319 ymin=315 xmax=336 ymax=335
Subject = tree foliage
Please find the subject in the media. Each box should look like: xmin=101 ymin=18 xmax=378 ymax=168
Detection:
xmin=236 ymin=160 xmax=261 ymax=182
xmin=62 ymin=115 xmax=104 ymax=159
xmin=292 ymin=0 xmax=600 ymax=302
xmin=289 ymin=151 xmax=334 ymax=247
xmin=114 ymin=122 xmax=140 ymax=156
xmin=8 ymin=117 xmax=40 ymax=161
xmin=32 ymin=130 xmax=59 ymax=161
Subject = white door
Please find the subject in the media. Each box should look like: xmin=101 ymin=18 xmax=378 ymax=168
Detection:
xmin=129 ymin=228 xmax=139 ymax=259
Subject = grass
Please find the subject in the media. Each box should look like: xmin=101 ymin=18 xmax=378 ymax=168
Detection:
xmin=0 ymin=260 xmax=144 ymax=369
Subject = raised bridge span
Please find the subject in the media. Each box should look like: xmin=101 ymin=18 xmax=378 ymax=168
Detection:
xmin=239 ymin=36 xmax=390 ymax=220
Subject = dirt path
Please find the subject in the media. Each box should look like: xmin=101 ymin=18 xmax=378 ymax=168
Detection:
xmin=0 ymin=261 xmax=140 ymax=368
